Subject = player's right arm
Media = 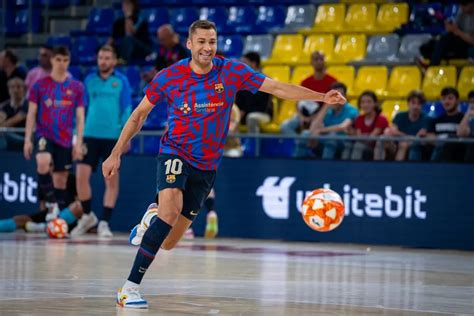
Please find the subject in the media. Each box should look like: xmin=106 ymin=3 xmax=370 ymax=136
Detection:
xmin=102 ymin=96 xmax=154 ymax=178
xmin=23 ymin=101 xmax=37 ymax=160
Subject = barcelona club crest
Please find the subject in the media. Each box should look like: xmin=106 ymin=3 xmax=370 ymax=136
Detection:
xmin=214 ymin=83 xmax=224 ymax=93
xmin=166 ymin=174 xmax=176 ymax=184
xmin=38 ymin=137 xmax=47 ymax=151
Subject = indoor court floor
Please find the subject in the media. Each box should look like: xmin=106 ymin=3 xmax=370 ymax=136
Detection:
xmin=0 ymin=233 xmax=472 ymax=315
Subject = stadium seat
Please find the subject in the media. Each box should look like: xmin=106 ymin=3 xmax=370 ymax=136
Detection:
xmin=375 ymin=3 xmax=409 ymax=33
xmin=71 ymin=37 xmax=99 ymax=64
xmin=356 ymin=34 xmax=399 ymax=65
xmin=400 ymin=3 xmax=444 ymax=35
xmin=264 ymin=34 xmax=303 ymax=64
xmin=301 ymin=3 xmax=345 ymax=34
xmin=291 ymin=65 xmax=313 ymax=85
xmin=117 ymin=66 xmax=141 ymax=94
xmin=40 ymin=0 xmax=84 ymax=7
xmin=170 ymin=7 xmax=199 ymax=34
xmin=327 ymin=65 xmax=355 ymax=95
xmin=457 ymin=66 xmax=474 ymax=100
xmin=47 ymin=36 xmax=72 ymax=48
xmin=261 ymin=99 xmax=296 ymax=133
xmin=68 ymin=65 xmax=82 ymax=80
xmin=444 ymin=3 xmax=460 ymax=19
xmin=256 ymin=5 xmax=286 ymax=33
xmin=422 ymin=66 xmax=457 ymax=100
xmin=382 ymin=100 xmax=407 ymax=122
xmin=300 ymin=34 xmax=335 ymax=64
xmin=261 ymin=138 xmax=295 ymax=158
xmin=343 ymin=3 xmax=377 ymax=33
xmin=281 ymin=4 xmax=316 ymax=32
xmin=423 ymin=101 xmax=445 ymax=119
xmin=200 ymin=7 xmax=229 ymax=34
xmin=395 ymin=34 xmax=432 ymax=64
xmin=352 ymin=66 xmax=388 ymax=98
xmin=6 ymin=9 xmax=41 ymax=36
xmin=243 ymin=35 xmax=273 ymax=60
xmin=332 ymin=34 xmax=366 ymax=64
xmin=384 ymin=66 xmax=421 ymax=99
xmin=217 ymin=35 xmax=244 ymax=59
xmin=262 ymin=65 xmax=290 ymax=83
xmin=226 ymin=6 xmax=257 ymax=34
xmin=86 ymin=8 xmax=114 ymax=35
xmin=142 ymin=8 xmax=170 ymax=34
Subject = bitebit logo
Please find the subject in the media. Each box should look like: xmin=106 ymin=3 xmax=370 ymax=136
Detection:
xmin=0 ymin=173 xmax=37 ymax=203
xmin=256 ymin=177 xmax=427 ymax=220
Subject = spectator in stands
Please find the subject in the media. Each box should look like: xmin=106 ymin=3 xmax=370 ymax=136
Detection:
xmin=142 ymin=24 xmax=189 ymax=82
xmin=457 ymin=90 xmax=474 ymax=162
xmin=109 ymin=0 xmax=152 ymax=63
xmin=381 ymin=91 xmax=429 ymax=161
xmin=281 ymin=100 xmax=320 ymax=157
xmin=25 ymin=45 xmax=53 ymax=92
xmin=0 ymin=78 xmax=28 ymax=151
xmin=428 ymin=87 xmax=465 ymax=162
xmin=309 ymin=82 xmax=358 ymax=159
xmin=0 ymin=49 xmax=26 ymax=103
xmin=301 ymin=51 xmax=337 ymax=94
xmin=223 ymin=104 xmax=243 ymax=157
xmin=235 ymin=52 xmax=273 ymax=133
xmin=348 ymin=91 xmax=389 ymax=160
xmin=419 ymin=0 xmax=474 ymax=66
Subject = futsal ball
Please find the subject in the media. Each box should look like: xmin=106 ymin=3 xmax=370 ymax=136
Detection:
xmin=302 ymin=188 xmax=345 ymax=232
xmin=47 ymin=218 xmax=68 ymax=238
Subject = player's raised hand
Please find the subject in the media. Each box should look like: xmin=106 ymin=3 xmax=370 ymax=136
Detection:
xmin=23 ymin=140 xmax=33 ymax=160
xmin=102 ymin=153 xmax=121 ymax=179
xmin=323 ymin=90 xmax=346 ymax=105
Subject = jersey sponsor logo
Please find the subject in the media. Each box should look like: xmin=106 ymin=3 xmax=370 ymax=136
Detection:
xmin=166 ymin=174 xmax=176 ymax=183
xmin=45 ymin=98 xmax=72 ymax=107
xmin=214 ymin=83 xmax=224 ymax=93
xmin=194 ymin=102 xmax=224 ymax=113
xmin=0 ymin=172 xmax=37 ymax=203
xmin=179 ymin=103 xmax=191 ymax=114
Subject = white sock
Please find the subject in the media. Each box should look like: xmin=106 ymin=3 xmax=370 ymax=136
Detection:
xmin=123 ymin=280 xmax=139 ymax=290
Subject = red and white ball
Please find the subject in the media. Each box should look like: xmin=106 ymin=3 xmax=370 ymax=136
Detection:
xmin=47 ymin=218 xmax=68 ymax=238
xmin=302 ymin=188 xmax=345 ymax=232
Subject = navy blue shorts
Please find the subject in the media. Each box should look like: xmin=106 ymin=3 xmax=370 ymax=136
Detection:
xmin=156 ymin=154 xmax=216 ymax=221
xmin=35 ymin=137 xmax=72 ymax=171
xmin=79 ymin=137 xmax=116 ymax=172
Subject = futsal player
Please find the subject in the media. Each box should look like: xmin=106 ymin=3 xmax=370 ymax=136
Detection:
xmin=23 ymin=46 xmax=85 ymax=220
xmin=72 ymin=45 xmax=132 ymax=238
xmin=102 ymin=20 xmax=345 ymax=308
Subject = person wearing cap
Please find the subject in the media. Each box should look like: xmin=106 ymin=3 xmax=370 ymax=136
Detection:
xmin=281 ymin=100 xmax=320 ymax=157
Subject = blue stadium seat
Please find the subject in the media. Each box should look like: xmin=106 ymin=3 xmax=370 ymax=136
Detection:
xmin=86 ymin=8 xmax=115 ymax=35
xmin=423 ymin=101 xmax=445 ymax=119
xmin=217 ymin=35 xmax=244 ymax=59
xmin=226 ymin=6 xmax=258 ymax=34
xmin=117 ymin=66 xmax=141 ymax=95
xmin=68 ymin=65 xmax=82 ymax=80
xmin=444 ymin=4 xmax=459 ymax=19
xmin=131 ymin=136 xmax=161 ymax=155
xmin=261 ymin=138 xmax=295 ymax=158
xmin=71 ymin=37 xmax=99 ymax=64
xmin=40 ymin=0 xmax=84 ymax=7
xmin=280 ymin=4 xmax=316 ymax=32
xmin=143 ymin=105 xmax=167 ymax=130
xmin=241 ymin=137 xmax=256 ymax=157
xmin=170 ymin=7 xmax=199 ymax=34
xmin=6 ymin=9 xmax=41 ymax=36
xmin=459 ymin=102 xmax=469 ymax=114
xmin=243 ymin=34 xmax=274 ymax=60
xmin=142 ymin=8 xmax=169 ymax=34
xmin=255 ymin=5 xmax=286 ymax=33
xmin=47 ymin=36 xmax=72 ymax=48
xmin=400 ymin=3 xmax=445 ymax=35
xmin=200 ymin=7 xmax=230 ymax=34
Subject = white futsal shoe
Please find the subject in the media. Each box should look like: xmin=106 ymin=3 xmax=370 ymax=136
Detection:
xmin=98 ymin=220 xmax=113 ymax=238
xmin=116 ymin=287 xmax=148 ymax=309
xmin=70 ymin=212 xmax=98 ymax=237
xmin=129 ymin=203 xmax=158 ymax=246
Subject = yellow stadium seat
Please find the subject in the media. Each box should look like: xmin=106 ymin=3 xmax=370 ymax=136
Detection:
xmin=344 ymin=3 xmax=377 ymax=32
xmin=384 ymin=66 xmax=421 ymax=99
xmin=422 ymin=66 xmax=457 ymax=100
xmin=261 ymin=100 xmax=297 ymax=133
xmin=263 ymin=65 xmax=290 ymax=83
xmin=352 ymin=66 xmax=388 ymax=98
xmin=264 ymin=34 xmax=303 ymax=65
xmin=291 ymin=66 xmax=313 ymax=85
xmin=382 ymin=100 xmax=408 ymax=122
xmin=327 ymin=65 xmax=355 ymax=95
xmin=332 ymin=34 xmax=366 ymax=64
xmin=349 ymin=98 xmax=358 ymax=107
xmin=375 ymin=3 xmax=409 ymax=33
xmin=300 ymin=34 xmax=335 ymax=64
xmin=341 ymin=0 xmax=385 ymax=3
xmin=301 ymin=4 xmax=345 ymax=34
xmin=457 ymin=66 xmax=474 ymax=100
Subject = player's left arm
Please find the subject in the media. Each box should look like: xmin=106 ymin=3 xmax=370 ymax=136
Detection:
xmin=259 ymin=77 xmax=346 ymax=104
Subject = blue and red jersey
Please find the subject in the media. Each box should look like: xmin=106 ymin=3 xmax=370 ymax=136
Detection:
xmin=29 ymin=76 xmax=85 ymax=148
xmin=144 ymin=57 xmax=266 ymax=170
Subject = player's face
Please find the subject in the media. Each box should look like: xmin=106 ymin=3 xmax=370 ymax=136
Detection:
xmin=441 ymin=94 xmax=458 ymax=113
xmin=408 ymin=98 xmax=422 ymax=115
xmin=51 ymin=54 xmax=70 ymax=74
xmin=360 ymin=95 xmax=376 ymax=114
xmin=187 ymin=28 xmax=217 ymax=67
xmin=97 ymin=50 xmax=116 ymax=73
